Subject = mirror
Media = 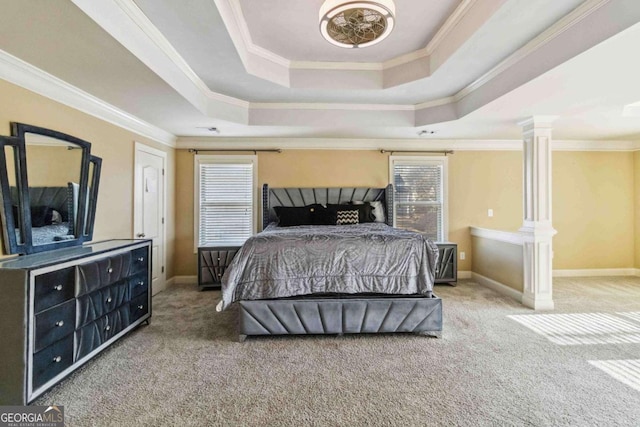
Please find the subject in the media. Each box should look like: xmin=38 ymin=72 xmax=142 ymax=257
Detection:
xmin=0 ymin=137 xmax=26 ymax=253
xmin=0 ymin=123 xmax=102 ymax=255
xmin=24 ymin=132 xmax=84 ymax=246
xmin=84 ymin=156 xmax=102 ymax=239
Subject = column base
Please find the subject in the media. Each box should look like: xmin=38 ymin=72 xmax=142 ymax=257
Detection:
xmin=522 ymin=293 xmax=554 ymax=310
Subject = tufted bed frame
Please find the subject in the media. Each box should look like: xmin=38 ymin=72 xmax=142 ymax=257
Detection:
xmin=235 ymin=184 xmax=443 ymax=341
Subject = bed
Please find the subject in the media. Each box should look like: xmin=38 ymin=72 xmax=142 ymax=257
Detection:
xmin=11 ymin=185 xmax=77 ymax=245
xmin=218 ymin=184 xmax=443 ymax=341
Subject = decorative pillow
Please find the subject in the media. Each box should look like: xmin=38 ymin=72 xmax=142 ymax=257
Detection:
xmin=329 ymin=203 xmax=374 ymax=223
xmin=350 ymin=200 xmax=384 ymax=222
xmin=274 ymin=204 xmax=325 ymax=227
xmin=51 ymin=209 xmax=63 ymax=224
xmin=30 ymin=206 xmax=55 ymax=227
xmin=312 ymin=206 xmax=336 ymax=225
xmin=336 ymin=209 xmax=359 ymax=225
xmin=369 ymin=201 xmax=386 ymax=223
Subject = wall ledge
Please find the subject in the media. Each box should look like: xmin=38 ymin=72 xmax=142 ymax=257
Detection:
xmin=469 ymin=226 xmax=525 ymax=246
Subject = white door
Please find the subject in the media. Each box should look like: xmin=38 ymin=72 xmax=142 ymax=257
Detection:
xmin=134 ymin=143 xmax=166 ymax=295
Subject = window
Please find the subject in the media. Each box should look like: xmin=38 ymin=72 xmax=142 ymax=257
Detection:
xmin=390 ymin=156 xmax=448 ymax=241
xmin=195 ymin=155 xmax=257 ymax=248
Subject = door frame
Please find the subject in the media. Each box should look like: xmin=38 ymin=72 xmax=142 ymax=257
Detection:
xmin=134 ymin=142 xmax=167 ymax=292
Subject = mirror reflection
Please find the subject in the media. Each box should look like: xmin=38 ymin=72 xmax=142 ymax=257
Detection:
xmin=4 ymin=145 xmax=24 ymax=245
xmin=24 ymin=133 xmax=83 ymax=245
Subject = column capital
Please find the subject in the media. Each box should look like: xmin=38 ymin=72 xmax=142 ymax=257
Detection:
xmin=517 ymin=115 xmax=558 ymax=130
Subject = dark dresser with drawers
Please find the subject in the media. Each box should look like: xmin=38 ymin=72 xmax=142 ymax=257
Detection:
xmin=0 ymin=239 xmax=151 ymax=404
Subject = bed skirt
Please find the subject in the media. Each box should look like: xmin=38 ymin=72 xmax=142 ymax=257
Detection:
xmin=238 ymin=294 xmax=442 ymax=341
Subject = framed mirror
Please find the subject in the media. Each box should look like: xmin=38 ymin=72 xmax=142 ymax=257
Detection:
xmin=0 ymin=123 xmax=102 ymax=255
xmin=0 ymin=136 xmax=28 ymax=254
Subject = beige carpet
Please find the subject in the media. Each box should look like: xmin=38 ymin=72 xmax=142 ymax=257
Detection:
xmin=35 ymin=277 xmax=640 ymax=426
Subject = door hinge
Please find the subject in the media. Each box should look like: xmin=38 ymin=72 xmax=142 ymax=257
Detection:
xmin=162 ymin=217 xmax=165 ymax=224
xmin=162 ymin=168 xmax=165 ymax=176
xmin=162 ymin=266 xmax=165 ymax=273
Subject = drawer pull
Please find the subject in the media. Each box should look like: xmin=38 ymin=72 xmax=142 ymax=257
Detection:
xmin=55 ymin=320 xmax=64 ymax=327
xmin=106 ymin=297 xmax=112 ymax=303
xmin=137 ymin=257 xmax=144 ymax=262
xmin=105 ymin=325 xmax=111 ymax=331
xmin=138 ymin=281 xmax=144 ymax=286
xmin=217 ymin=257 xmax=221 ymax=261
xmin=137 ymin=305 xmax=144 ymax=310
xmin=107 ymin=267 xmax=113 ymax=274
xmin=53 ymin=356 xmax=62 ymax=363
xmin=53 ymin=284 xmax=63 ymax=291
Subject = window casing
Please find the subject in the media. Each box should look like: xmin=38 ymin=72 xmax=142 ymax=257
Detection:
xmin=389 ymin=156 xmax=448 ymax=242
xmin=194 ymin=155 xmax=257 ymax=249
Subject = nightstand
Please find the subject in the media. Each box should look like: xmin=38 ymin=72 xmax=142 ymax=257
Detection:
xmin=435 ymin=242 xmax=457 ymax=286
xmin=198 ymin=246 xmax=241 ymax=290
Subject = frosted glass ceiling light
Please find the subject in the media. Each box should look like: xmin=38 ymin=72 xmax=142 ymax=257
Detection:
xmin=319 ymin=0 xmax=396 ymax=48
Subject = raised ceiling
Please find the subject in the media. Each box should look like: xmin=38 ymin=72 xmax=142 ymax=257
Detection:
xmin=0 ymin=0 xmax=639 ymax=142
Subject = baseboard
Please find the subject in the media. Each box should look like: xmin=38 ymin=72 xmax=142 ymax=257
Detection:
xmin=166 ymin=277 xmax=175 ymax=287
xmin=552 ymin=268 xmax=638 ymax=277
xmin=471 ymin=272 xmax=523 ymax=303
xmin=458 ymin=271 xmax=472 ymax=279
xmin=172 ymin=275 xmax=198 ymax=285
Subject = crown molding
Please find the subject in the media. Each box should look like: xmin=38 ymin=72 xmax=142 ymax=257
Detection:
xmin=72 ymin=0 xmax=627 ymax=127
xmin=456 ymin=0 xmax=612 ymax=102
xmin=0 ymin=49 xmax=176 ymax=147
xmin=176 ymin=137 xmax=640 ymax=152
xmin=249 ymin=102 xmax=416 ymax=111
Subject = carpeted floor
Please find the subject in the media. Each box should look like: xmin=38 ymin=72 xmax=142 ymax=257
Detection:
xmin=35 ymin=277 xmax=640 ymax=426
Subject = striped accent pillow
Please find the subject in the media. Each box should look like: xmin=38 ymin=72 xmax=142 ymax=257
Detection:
xmin=336 ymin=209 xmax=359 ymax=225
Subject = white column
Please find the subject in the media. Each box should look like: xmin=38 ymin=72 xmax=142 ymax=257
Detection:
xmin=518 ymin=116 xmax=557 ymax=310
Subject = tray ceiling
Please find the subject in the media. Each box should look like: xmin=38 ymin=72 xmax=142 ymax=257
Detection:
xmin=0 ymin=0 xmax=639 ymax=141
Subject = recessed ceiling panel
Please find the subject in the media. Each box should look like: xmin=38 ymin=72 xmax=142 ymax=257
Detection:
xmin=239 ymin=0 xmax=461 ymax=62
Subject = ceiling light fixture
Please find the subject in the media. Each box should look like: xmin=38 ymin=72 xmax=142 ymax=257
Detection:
xmin=319 ymin=0 xmax=396 ymax=49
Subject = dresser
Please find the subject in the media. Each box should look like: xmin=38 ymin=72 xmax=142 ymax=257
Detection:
xmin=0 ymin=239 xmax=151 ymax=404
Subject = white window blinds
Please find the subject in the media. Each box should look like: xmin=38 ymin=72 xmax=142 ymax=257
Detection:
xmin=391 ymin=158 xmax=447 ymax=241
xmin=196 ymin=157 xmax=255 ymax=247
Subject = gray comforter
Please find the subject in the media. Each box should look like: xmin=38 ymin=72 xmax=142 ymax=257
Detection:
xmin=218 ymin=223 xmax=439 ymax=310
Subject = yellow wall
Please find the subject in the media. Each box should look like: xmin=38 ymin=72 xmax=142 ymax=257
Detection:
xmin=24 ymin=146 xmax=83 ymax=186
xmin=471 ymin=236 xmax=524 ymax=292
xmin=636 ymin=151 xmax=640 ymax=269
xmin=0 ymin=80 xmax=176 ymax=279
xmin=553 ymin=151 xmax=635 ymax=270
xmin=449 ymin=151 xmax=523 ymax=271
xmin=175 ymin=148 xmax=638 ymax=277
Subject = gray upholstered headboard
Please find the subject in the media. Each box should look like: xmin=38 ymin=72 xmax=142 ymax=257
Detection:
xmin=262 ymin=184 xmax=394 ymax=229
xmin=11 ymin=186 xmax=72 ymax=221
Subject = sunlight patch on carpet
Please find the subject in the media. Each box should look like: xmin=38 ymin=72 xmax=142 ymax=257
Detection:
xmin=508 ymin=313 xmax=640 ymax=345
xmin=618 ymin=312 xmax=640 ymax=323
xmin=589 ymin=360 xmax=640 ymax=392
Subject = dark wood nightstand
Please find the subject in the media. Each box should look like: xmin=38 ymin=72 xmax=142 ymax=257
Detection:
xmin=198 ymin=246 xmax=241 ymax=290
xmin=435 ymin=242 xmax=457 ymax=286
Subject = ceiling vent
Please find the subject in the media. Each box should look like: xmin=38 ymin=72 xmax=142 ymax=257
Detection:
xmin=319 ymin=0 xmax=396 ymax=48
